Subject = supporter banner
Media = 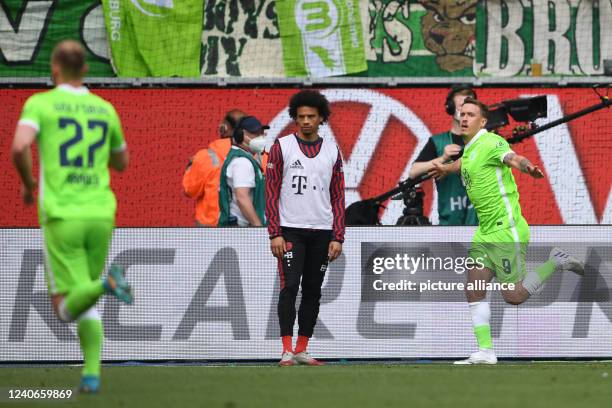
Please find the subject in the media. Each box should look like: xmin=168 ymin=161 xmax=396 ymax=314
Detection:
xmin=277 ymin=0 xmax=367 ymax=77
xmin=476 ymin=0 xmax=612 ymax=76
xmin=2 ymin=0 xmax=609 ymax=78
xmin=1 ymin=226 xmax=611 ymax=361
xmin=101 ymin=0 xmax=203 ymax=77
xmin=361 ymin=0 xmax=476 ymax=76
xmin=201 ymin=0 xmax=283 ymax=77
xmin=0 ymin=87 xmax=610 ymax=227
xmin=0 ymin=0 xmax=113 ymax=77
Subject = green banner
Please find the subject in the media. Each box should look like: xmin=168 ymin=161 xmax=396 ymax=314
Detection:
xmin=0 ymin=1 xmax=114 ymax=77
xmin=102 ymin=0 xmax=203 ymax=77
xmin=476 ymin=0 xmax=610 ymax=76
xmin=201 ymin=0 xmax=282 ymax=77
xmin=361 ymin=0 xmax=477 ymax=77
xmin=276 ymin=0 xmax=367 ymax=77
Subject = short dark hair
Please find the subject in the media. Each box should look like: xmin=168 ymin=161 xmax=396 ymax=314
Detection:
xmin=223 ymin=109 xmax=246 ymax=129
xmin=462 ymin=97 xmax=489 ymax=119
xmin=288 ymin=90 xmax=331 ymax=123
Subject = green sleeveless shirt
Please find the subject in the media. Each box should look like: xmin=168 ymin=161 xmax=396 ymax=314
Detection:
xmin=218 ymin=147 xmax=266 ymax=226
xmin=431 ymin=132 xmax=478 ymax=226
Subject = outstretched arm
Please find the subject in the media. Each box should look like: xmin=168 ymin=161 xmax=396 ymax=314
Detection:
xmin=503 ymin=152 xmax=544 ymax=179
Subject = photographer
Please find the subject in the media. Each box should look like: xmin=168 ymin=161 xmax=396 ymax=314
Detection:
xmin=218 ymin=116 xmax=268 ymax=227
xmin=183 ymin=110 xmax=245 ymax=226
xmin=409 ymin=85 xmax=478 ymax=226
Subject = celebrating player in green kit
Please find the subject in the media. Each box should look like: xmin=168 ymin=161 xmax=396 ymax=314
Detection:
xmin=432 ymin=97 xmax=585 ymax=364
xmin=11 ymin=41 xmax=132 ymax=392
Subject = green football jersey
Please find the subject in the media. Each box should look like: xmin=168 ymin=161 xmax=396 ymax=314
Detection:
xmin=19 ymin=85 xmax=126 ymax=223
xmin=460 ymin=129 xmax=525 ymax=234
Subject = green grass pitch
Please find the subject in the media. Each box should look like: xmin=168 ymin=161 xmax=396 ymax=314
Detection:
xmin=1 ymin=362 xmax=611 ymax=408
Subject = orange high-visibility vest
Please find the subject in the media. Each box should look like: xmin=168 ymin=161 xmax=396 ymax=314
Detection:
xmin=260 ymin=151 xmax=269 ymax=174
xmin=183 ymin=138 xmax=231 ymax=226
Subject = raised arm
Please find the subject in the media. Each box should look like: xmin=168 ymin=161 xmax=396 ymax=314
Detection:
xmin=502 ymin=152 xmax=544 ymax=179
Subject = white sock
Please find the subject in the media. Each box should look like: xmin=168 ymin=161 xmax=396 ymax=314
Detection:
xmin=469 ymin=301 xmax=490 ymax=326
xmin=522 ymin=271 xmax=544 ymax=295
xmin=77 ymin=307 xmax=100 ymax=322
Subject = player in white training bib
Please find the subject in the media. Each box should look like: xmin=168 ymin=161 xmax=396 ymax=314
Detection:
xmin=265 ymin=90 xmax=345 ymax=367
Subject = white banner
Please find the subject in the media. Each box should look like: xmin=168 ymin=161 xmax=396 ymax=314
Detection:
xmin=1 ymin=226 xmax=611 ymax=361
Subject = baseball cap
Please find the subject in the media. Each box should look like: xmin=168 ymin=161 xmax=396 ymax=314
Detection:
xmin=239 ymin=116 xmax=270 ymax=133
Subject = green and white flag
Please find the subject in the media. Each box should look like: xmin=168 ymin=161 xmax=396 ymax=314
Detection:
xmin=0 ymin=1 xmax=113 ymax=77
xmin=276 ymin=0 xmax=367 ymax=77
xmin=101 ymin=0 xmax=202 ymax=77
xmin=476 ymin=0 xmax=612 ymax=76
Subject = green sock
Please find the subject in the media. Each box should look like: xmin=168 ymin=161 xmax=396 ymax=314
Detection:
xmin=78 ymin=318 xmax=103 ymax=377
xmin=474 ymin=324 xmax=493 ymax=349
xmin=64 ymin=281 xmax=105 ymax=320
xmin=535 ymin=260 xmax=557 ymax=283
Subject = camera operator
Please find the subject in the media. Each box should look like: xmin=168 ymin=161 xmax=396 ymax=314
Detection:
xmin=218 ymin=116 xmax=268 ymax=226
xmin=409 ymin=85 xmax=478 ymax=226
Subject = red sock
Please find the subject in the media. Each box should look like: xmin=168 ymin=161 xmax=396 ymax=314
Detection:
xmin=294 ymin=335 xmax=309 ymax=354
xmin=282 ymin=336 xmax=293 ymax=353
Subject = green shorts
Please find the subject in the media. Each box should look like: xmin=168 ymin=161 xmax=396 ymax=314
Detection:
xmin=468 ymin=220 xmax=530 ymax=284
xmin=42 ymin=219 xmax=114 ymax=295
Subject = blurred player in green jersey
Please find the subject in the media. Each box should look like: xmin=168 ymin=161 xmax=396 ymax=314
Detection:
xmin=432 ymin=97 xmax=584 ymax=364
xmin=11 ymin=40 xmax=132 ymax=392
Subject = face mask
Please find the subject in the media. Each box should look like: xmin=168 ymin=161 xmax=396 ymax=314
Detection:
xmin=248 ymin=136 xmax=266 ymax=153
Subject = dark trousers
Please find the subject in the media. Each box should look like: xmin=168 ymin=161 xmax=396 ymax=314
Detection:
xmin=277 ymin=227 xmax=331 ymax=337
